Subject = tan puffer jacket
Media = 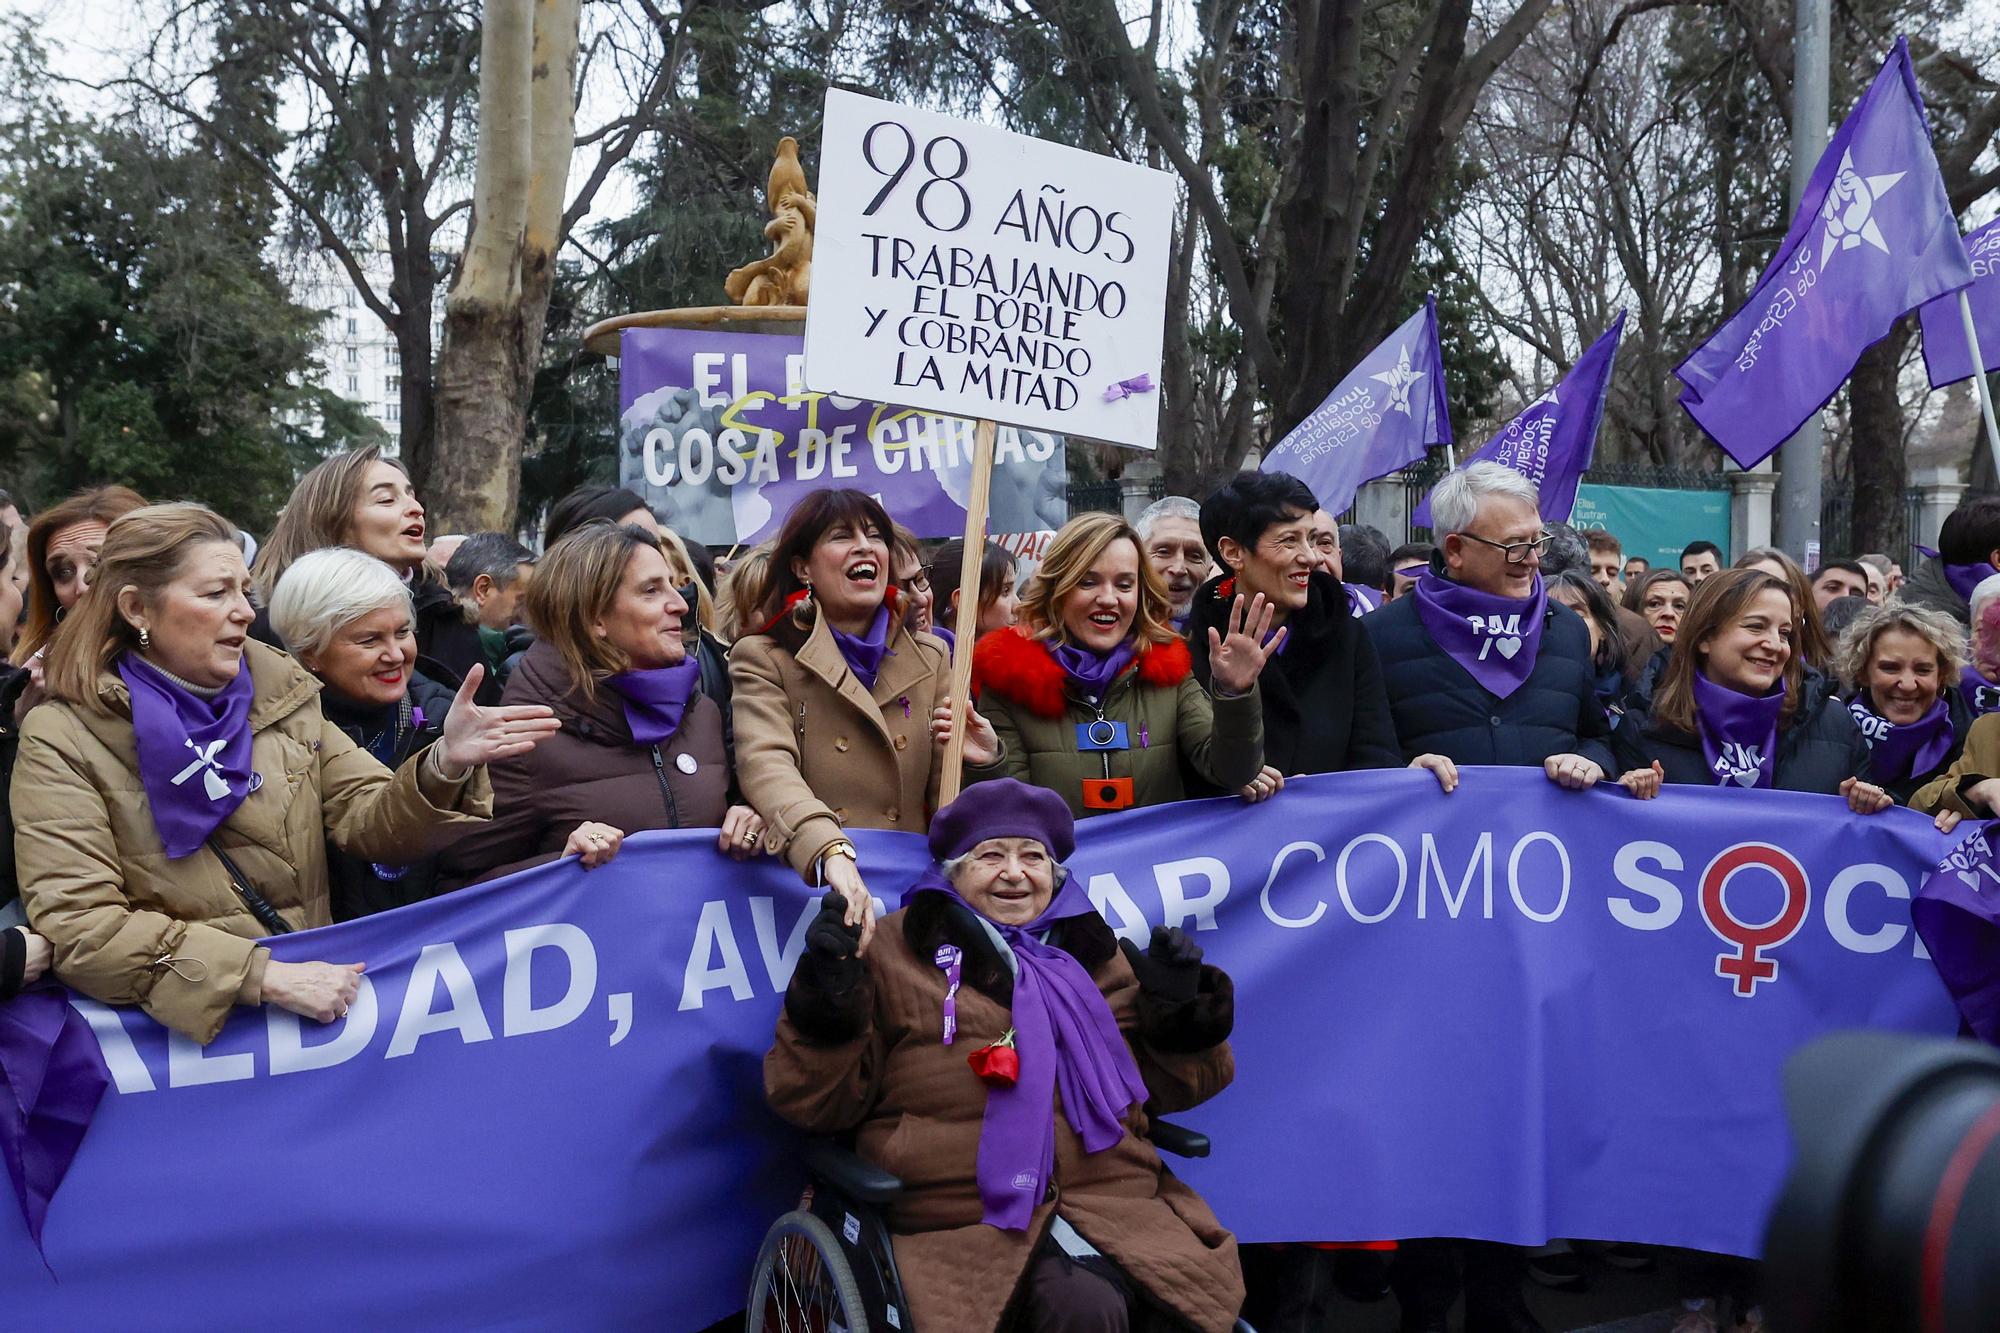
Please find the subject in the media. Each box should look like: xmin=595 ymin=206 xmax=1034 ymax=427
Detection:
xmin=12 ymin=641 xmax=490 ymax=1043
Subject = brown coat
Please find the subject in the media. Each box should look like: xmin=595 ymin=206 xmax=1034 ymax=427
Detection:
xmin=435 ymin=639 xmax=732 ymax=887
xmin=730 ymin=600 xmax=952 ymax=875
xmin=1910 ymin=711 xmax=2000 ymax=816
xmin=12 ymin=641 xmax=490 ymax=1043
xmin=766 ymin=895 xmax=1243 ymax=1332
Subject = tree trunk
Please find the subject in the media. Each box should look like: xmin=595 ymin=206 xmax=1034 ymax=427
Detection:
xmin=1848 ymin=319 xmax=1911 ymax=558
xmin=430 ymin=0 xmax=580 ymax=533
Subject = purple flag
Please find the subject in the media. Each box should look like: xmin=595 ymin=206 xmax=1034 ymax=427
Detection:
xmin=1677 ymin=38 xmax=1975 ymax=467
xmin=1415 ymin=313 xmax=1624 ymax=526
xmin=1261 ymin=295 xmax=1453 ymax=514
xmin=1920 ymin=218 xmax=2000 ymax=387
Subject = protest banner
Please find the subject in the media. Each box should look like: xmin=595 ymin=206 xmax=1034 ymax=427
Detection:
xmin=2 ymin=771 xmax=1964 ymax=1330
xmin=805 ymin=89 xmax=1177 ymax=801
xmin=615 ymin=327 xmax=1068 ymax=545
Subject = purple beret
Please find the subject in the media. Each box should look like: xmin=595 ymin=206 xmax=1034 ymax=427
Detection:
xmin=928 ymin=778 xmax=1076 ymax=864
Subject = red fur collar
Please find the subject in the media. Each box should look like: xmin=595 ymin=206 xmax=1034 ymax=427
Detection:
xmin=971 ymin=626 xmax=1191 ymax=718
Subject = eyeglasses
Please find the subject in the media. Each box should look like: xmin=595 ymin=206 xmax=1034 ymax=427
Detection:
xmin=899 ymin=572 xmax=932 ymax=594
xmin=1458 ymin=530 xmax=1554 ymax=565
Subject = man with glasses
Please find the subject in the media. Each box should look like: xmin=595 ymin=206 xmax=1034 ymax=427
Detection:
xmin=1363 ymin=461 xmax=1616 ymax=1333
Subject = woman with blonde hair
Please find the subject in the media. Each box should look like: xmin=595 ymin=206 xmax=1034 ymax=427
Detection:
xmin=1834 ymin=602 xmax=1971 ymax=805
xmin=438 ymin=521 xmax=763 ymax=888
xmin=13 ymin=503 xmax=556 ymax=1043
xmin=968 ymin=511 xmax=1275 ymax=817
xmin=715 ymin=542 xmax=774 ymax=643
xmin=251 ymin=445 xmax=488 ymax=697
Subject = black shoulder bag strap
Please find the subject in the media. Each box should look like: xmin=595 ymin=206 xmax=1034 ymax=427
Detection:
xmin=207 ymin=841 xmax=294 ymax=936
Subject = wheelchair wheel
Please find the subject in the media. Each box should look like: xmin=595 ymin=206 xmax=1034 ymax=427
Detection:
xmin=746 ymin=1209 xmax=871 ymax=1333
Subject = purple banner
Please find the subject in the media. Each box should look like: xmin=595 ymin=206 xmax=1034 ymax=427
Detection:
xmin=617 ymin=327 xmax=1067 ymax=545
xmin=0 ymin=771 xmax=1962 ymax=1328
xmin=1920 ymin=217 xmax=2000 ymax=387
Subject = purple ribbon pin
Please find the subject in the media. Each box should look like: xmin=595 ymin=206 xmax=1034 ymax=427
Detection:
xmin=1103 ymin=374 xmax=1155 ymax=402
xmin=934 ymin=944 xmax=963 ymax=1045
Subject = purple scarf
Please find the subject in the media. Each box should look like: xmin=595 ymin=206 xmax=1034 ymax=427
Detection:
xmin=1961 ymin=664 xmax=2000 ymax=717
xmin=829 ymin=604 xmax=894 ymax=692
xmin=1343 ymin=582 xmax=1382 ymax=618
xmin=0 ymin=987 xmax=111 ymax=1256
xmin=1049 ymin=639 xmax=1137 ymax=700
xmin=1693 ymin=671 xmax=1784 ymax=788
xmin=607 ymin=660 xmax=701 ymax=745
xmin=932 ymin=624 xmax=957 ymax=656
xmin=1847 ymin=694 xmax=1955 ymax=783
xmin=119 ymin=653 xmax=255 ymax=859
xmin=1410 ymin=570 xmax=1547 ymax=699
xmin=1919 ymin=548 xmax=1995 ymax=604
xmin=902 ymin=870 xmax=1149 ymax=1232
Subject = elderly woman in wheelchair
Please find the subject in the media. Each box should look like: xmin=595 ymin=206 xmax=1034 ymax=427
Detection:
xmin=763 ymin=778 xmax=1244 ymax=1332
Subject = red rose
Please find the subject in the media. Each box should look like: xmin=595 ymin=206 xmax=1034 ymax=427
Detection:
xmin=968 ymin=1028 xmax=1020 ymax=1087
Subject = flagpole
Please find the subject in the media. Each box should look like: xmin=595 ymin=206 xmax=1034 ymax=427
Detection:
xmin=1961 ymin=290 xmax=2000 ymax=476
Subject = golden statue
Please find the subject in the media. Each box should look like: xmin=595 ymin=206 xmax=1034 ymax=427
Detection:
xmin=725 ymin=136 xmax=816 ymax=307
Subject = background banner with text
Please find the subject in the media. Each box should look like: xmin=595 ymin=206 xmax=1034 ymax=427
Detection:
xmin=1 ymin=772 xmax=1962 ymax=1329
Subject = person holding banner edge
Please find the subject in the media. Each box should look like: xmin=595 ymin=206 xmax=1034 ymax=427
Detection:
xmin=968 ymin=512 xmax=1274 ymax=817
xmin=13 ymin=504 xmax=560 ymax=1044
xmin=732 ymin=489 xmax=998 ymax=955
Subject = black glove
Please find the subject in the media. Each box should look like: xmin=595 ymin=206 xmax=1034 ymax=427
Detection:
xmin=1121 ymin=925 xmax=1202 ymax=1002
xmin=805 ymin=890 xmax=864 ymax=962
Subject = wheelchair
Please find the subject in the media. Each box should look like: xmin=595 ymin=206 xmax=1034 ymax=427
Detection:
xmin=745 ymin=1120 xmax=1251 ymax=1333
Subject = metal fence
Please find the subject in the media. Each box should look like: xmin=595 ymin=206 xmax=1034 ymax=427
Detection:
xmin=1065 ymin=477 xmax=1165 ymax=517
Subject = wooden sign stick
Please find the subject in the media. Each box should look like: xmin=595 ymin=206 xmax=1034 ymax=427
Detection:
xmin=939 ymin=417 xmax=998 ymax=805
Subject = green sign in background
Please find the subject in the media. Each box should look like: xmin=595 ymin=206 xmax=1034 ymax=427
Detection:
xmin=1569 ymin=484 xmax=1731 ymax=570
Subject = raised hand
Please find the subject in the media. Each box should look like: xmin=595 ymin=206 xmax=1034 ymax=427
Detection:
xmin=440 ymin=664 xmax=562 ymax=771
xmin=1207 ymin=592 xmax=1286 ymax=696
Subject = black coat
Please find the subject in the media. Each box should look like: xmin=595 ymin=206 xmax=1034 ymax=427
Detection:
xmin=1845 ymin=685 xmax=1975 ymax=805
xmin=320 ymin=671 xmax=460 ymax=922
xmin=1630 ymin=670 xmax=1869 ymax=794
xmin=1185 ymin=571 xmax=1400 ymax=783
xmin=1363 ymin=582 xmax=1617 ymax=773
xmin=0 ymin=663 xmax=30 ymax=1000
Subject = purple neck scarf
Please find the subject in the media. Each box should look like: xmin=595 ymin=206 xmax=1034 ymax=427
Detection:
xmin=1049 ymin=639 xmax=1137 ymax=701
xmin=0 ymin=987 xmax=111 ymax=1258
xmin=1946 ymin=562 xmax=1994 ymax=605
xmin=902 ymin=870 xmax=1149 ymax=1232
xmin=828 ymin=603 xmax=894 ymax=692
xmin=932 ymin=624 xmax=957 ymax=656
xmin=119 ymin=653 xmax=255 ymax=859
xmin=1410 ymin=570 xmax=1547 ymax=699
xmin=1343 ymin=582 xmax=1381 ymax=618
xmin=1961 ymin=664 xmax=2000 ymax=717
xmin=607 ymin=660 xmax=701 ymax=745
xmin=1848 ymin=694 xmax=1955 ymax=783
xmin=1692 ymin=671 xmax=1784 ymax=788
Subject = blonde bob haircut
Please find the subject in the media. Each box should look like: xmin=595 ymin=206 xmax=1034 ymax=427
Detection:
xmin=268 ymin=548 xmax=415 ymax=663
xmin=45 ymin=503 xmax=241 ymax=707
xmin=1017 ymin=512 xmax=1176 ymax=649
xmin=526 ymin=521 xmax=677 ymax=702
xmin=1836 ymin=602 xmax=1967 ymax=695
xmin=252 ymin=445 xmax=424 ymax=600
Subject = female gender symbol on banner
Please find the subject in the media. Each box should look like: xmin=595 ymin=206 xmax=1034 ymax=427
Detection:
xmin=1699 ymin=843 xmax=1812 ymax=997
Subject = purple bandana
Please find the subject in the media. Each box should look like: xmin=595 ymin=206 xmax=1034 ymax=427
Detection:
xmin=1693 ymin=671 xmax=1784 ymax=788
xmin=1343 ymin=582 xmax=1382 ymax=618
xmin=119 ymin=653 xmax=255 ymax=859
xmin=607 ymin=660 xmax=701 ymax=745
xmin=1410 ymin=570 xmax=1547 ymax=699
xmin=829 ymin=603 xmax=894 ymax=692
xmin=1050 ymin=639 xmax=1137 ymax=701
xmin=902 ymin=869 xmax=1148 ymax=1232
xmin=1946 ymin=562 xmax=1995 ymax=605
xmin=0 ymin=987 xmax=111 ymax=1256
xmin=1961 ymin=664 xmax=2000 ymax=717
xmin=1847 ymin=694 xmax=1955 ymax=783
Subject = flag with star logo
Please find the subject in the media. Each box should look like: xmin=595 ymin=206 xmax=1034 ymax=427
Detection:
xmin=1414 ymin=313 xmax=1624 ymax=527
xmin=1675 ymin=37 xmax=1975 ymax=468
xmin=1919 ymin=217 xmax=2000 ymax=387
xmin=1261 ymin=294 xmax=1453 ymax=514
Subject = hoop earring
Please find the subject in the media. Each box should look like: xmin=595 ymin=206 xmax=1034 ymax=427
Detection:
xmin=138 ymin=626 xmax=150 ymax=652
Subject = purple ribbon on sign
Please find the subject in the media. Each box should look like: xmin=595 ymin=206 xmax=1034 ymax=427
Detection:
xmin=1102 ymin=374 xmax=1155 ymax=402
xmin=0 ymin=987 xmax=112 ymax=1259
xmin=935 ymin=944 xmax=963 ymax=1045
xmin=1410 ymin=571 xmax=1547 ymax=699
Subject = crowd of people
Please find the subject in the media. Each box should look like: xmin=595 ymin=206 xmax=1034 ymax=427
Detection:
xmin=2 ymin=449 xmax=1998 ymax=1333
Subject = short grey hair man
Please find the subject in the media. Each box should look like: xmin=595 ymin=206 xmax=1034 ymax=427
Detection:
xmin=1425 ymin=462 xmax=1541 ymax=538
xmin=268 ymin=548 xmax=414 ymax=662
xmin=1135 ymin=494 xmax=1211 ymax=624
xmin=1135 ymin=494 xmax=1200 ymax=542
xmin=446 ymin=532 xmax=537 ymax=630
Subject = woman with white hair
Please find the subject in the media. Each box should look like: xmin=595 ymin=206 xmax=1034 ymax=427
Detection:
xmin=1955 ymin=574 xmax=2000 ymax=719
xmin=270 ymin=548 xmax=469 ymax=920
